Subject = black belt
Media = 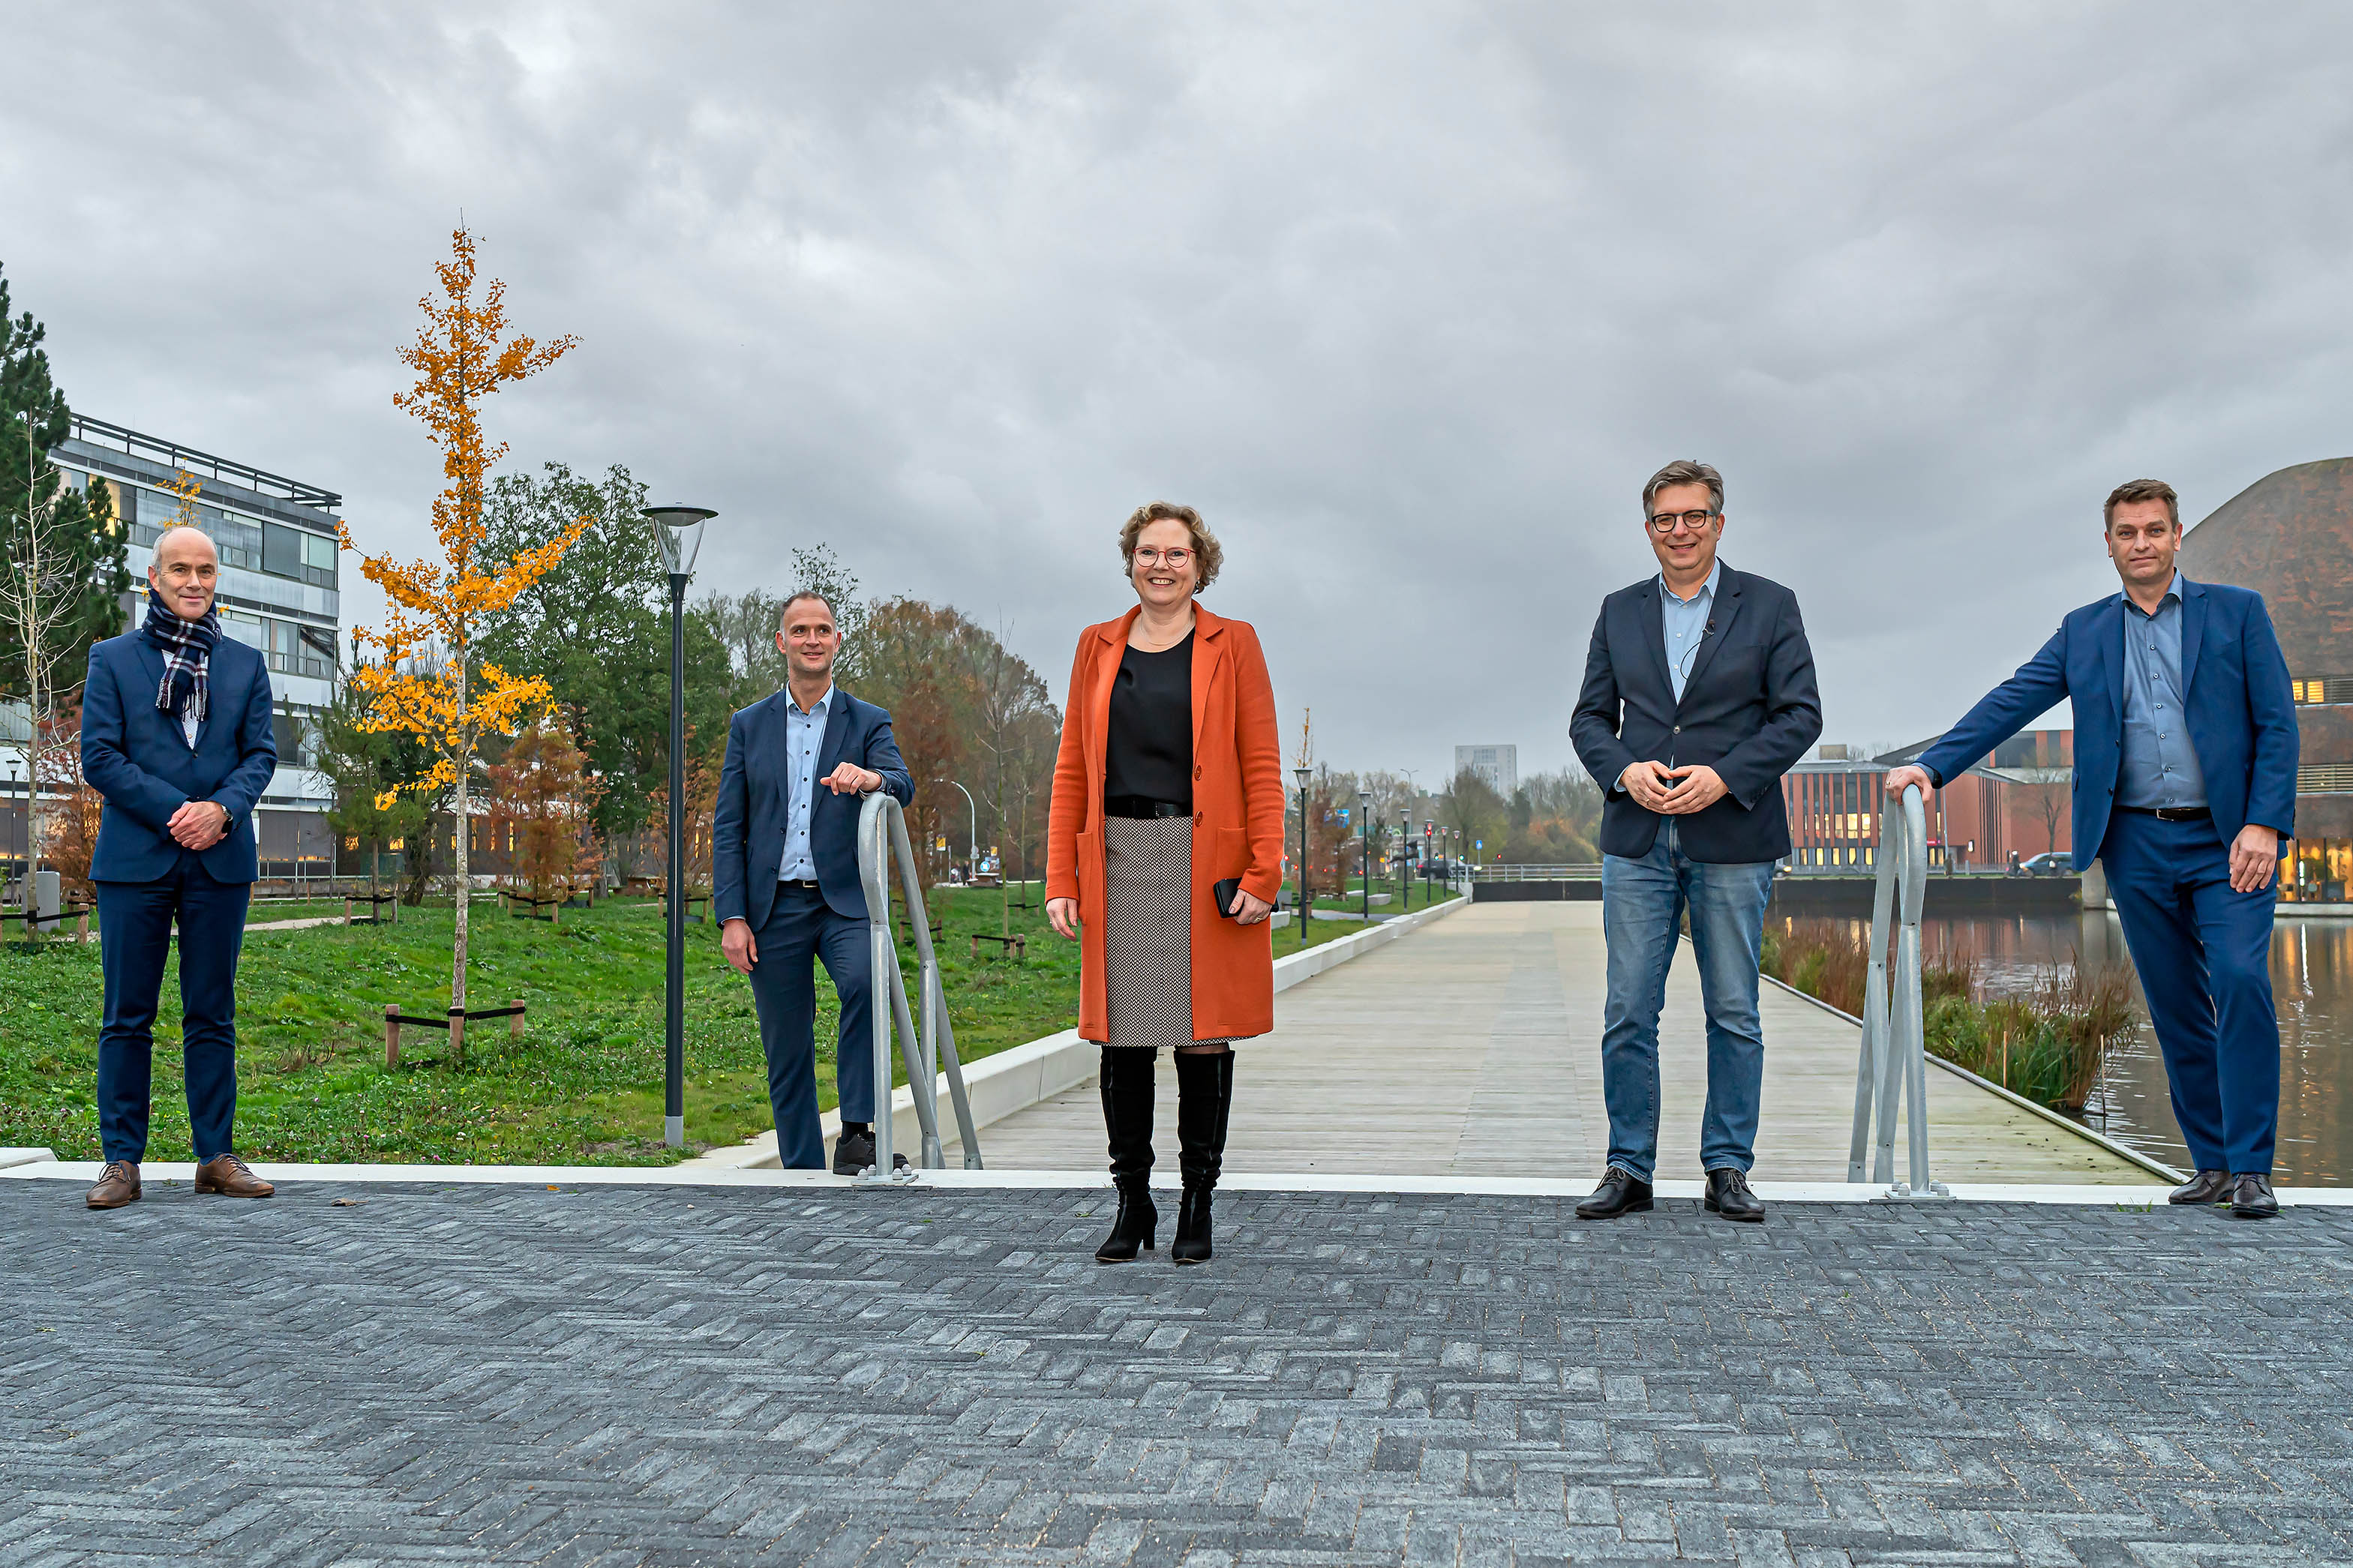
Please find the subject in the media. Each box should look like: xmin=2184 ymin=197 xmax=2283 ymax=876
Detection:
xmin=2114 ymin=805 xmax=2210 ymax=822
xmin=1104 ymin=794 xmax=1191 ymax=820
xmin=779 ymin=877 xmax=821 ymax=888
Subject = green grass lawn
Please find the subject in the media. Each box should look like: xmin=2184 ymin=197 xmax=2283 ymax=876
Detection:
xmin=0 ymin=887 xmax=1082 ymax=1167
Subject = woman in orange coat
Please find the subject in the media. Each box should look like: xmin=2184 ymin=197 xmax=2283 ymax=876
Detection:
xmin=1045 ymin=502 xmax=1284 ymax=1266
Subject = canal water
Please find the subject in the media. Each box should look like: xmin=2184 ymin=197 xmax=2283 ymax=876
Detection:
xmin=1817 ymin=911 xmax=2353 ymax=1184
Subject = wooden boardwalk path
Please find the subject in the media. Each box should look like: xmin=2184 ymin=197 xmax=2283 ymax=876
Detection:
xmin=954 ymin=901 xmax=2146 ymax=1182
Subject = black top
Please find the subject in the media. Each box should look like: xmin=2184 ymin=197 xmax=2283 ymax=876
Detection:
xmin=1105 ymin=631 xmax=1193 ymax=810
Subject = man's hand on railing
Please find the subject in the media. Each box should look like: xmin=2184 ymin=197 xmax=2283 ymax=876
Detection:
xmin=1046 ymin=897 xmax=1080 ymax=940
xmin=823 ymin=762 xmax=882 ymax=796
xmin=721 ymin=916 xmax=758 ymax=975
xmin=1883 ymin=765 xmax=1936 ymax=801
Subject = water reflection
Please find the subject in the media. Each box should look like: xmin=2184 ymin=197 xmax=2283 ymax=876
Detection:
xmin=1804 ymin=911 xmax=2353 ymax=1185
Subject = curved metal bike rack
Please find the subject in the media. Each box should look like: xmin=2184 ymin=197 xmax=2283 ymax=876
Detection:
xmin=1847 ymin=783 xmax=1950 ymax=1198
xmin=855 ymin=792 xmax=983 ymax=1178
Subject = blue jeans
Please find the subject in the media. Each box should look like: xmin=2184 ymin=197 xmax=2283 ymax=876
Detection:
xmin=1599 ymin=822 xmax=1775 ymax=1183
xmin=746 ymin=883 xmax=877 ymax=1168
xmin=2099 ymin=811 xmax=2279 ymax=1174
xmin=95 ymin=853 xmax=252 ymax=1165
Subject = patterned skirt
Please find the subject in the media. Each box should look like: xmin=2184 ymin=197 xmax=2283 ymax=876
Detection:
xmin=1102 ymin=815 xmax=1229 ymax=1051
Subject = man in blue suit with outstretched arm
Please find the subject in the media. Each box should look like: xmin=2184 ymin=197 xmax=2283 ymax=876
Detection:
xmin=79 ymin=525 xmax=281 ymax=1210
xmin=1886 ymin=478 xmax=2298 ymax=1219
xmin=711 ymin=590 xmax=914 ymax=1173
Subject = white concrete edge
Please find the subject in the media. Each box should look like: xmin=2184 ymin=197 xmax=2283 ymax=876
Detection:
xmin=1 ymin=1147 xmax=57 ymax=1169
xmin=682 ymin=895 xmax=1471 ymax=1171
xmin=1757 ymin=971 xmax=2190 ymax=1185
xmin=8 ymin=1157 xmax=2339 ymax=1207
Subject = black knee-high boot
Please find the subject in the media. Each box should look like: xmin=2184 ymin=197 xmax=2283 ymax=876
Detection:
xmin=1094 ymin=1047 xmax=1157 ymax=1263
xmin=1172 ymin=1049 xmax=1233 ymax=1264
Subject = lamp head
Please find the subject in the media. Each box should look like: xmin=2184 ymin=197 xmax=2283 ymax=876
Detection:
xmin=1293 ymin=766 xmax=1311 ymax=789
xmin=644 ymin=505 xmax=719 ymax=576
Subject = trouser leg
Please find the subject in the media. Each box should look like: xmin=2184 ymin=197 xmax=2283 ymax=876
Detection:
xmin=817 ymin=904 xmax=877 ymax=1125
xmin=2100 ymin=814 xmax=2228 ymax=1172
xmin=1599 ymin=832 xmax=1680 ymax=1183
xmin=95 ymin=871 xmax=181 ymax=1166
xmin=175 ymin=862 xmax=251 ymax=1162
xmin=1685 ymin=850 xmax=1776 ymax=1175
xmin=746 ymin=891 xmax=824 ymax=1168
xmin=2183 ymin=831 xmax=2282 ymax=1174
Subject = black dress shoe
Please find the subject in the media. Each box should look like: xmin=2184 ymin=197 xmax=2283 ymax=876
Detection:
xmin=1704 ymin=1167 xmax=1765 ymax=1222
xmin=2231 ymin=1172 xmax=2279 ymax=1219
xmin=2168 ymin=1169 xmax=2231 ymax=1205
xmin=833 ymin=1129 xmax=875 ymax=1174
xmin=1574 ymin=1169 xmax=1652 ymax=1219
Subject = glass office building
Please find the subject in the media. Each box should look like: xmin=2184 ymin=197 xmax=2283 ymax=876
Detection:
xmin=47 ymin=415 xmax=342 ymax=880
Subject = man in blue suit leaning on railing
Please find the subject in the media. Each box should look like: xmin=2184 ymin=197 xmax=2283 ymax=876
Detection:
xmin=1886 ymin=478 xmax=2298 ymax=1219
xmin=79 ymin=525 xmax=281 ymax=1210
xmin=711 ymin=589 xmax=914 ymax=1174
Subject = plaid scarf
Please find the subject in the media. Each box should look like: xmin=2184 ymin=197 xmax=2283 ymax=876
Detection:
xmin=141 ymin=582 xmax=222 ymax=739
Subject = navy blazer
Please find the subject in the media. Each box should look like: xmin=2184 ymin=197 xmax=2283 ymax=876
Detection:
xmin=710 ymin=686 xmax=914 ymax=928
xmin=1917 ymin=578 xmax=2298 ymax=871
xmin=1571 ymin=565 xmax=1823 ymax=863
xmin=81 ymin=629 xmax=278 ymax=884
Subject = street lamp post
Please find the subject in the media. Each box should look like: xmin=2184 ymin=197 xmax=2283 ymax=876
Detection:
xmin=935 ymin=778 xmax=978 ymax=882
xmin=644 ymin=504 xmax=718 ymax=1150
xmin=1357 ymin=788 xmax=1371 ymax=923
xmin=1399 ymin=806 xmax=1412 ymax=911
xmin=1292 ymin=764 xmax=1311 ymax=948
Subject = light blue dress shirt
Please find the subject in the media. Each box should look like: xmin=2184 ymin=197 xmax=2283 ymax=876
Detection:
xmin=2116 ymin=571 xmax=2207 ymax=810
xmin=1660 ymin=560 xmax=1721 ymax=703
xmin=778 ymin=685 xmax=833 ymax=881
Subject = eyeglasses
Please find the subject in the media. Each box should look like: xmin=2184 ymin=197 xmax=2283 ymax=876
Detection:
xmin=1646 ymin=510 xmax=1718 ymax=535
xmin=1133 ymin=547 xmax=1193 ymax=568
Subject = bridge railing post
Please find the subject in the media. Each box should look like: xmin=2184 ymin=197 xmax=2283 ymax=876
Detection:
xmin=1847 ymin=783 xmax=1949 ymax=1199
xmin=854 ymin=793 xmax=983 ymax=1180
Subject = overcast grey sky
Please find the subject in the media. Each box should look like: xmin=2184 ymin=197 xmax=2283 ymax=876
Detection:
xmin=8 ymin=3 xmax=2349 ymax=781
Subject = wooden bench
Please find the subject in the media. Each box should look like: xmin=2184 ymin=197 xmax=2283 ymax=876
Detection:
xmin=383 ymin=999 xmax=527 ymax=1066
xmin=344 ymin=892 xmax=398 ymax=926
xmin=969 ymin=931 xmax=1027 ymax=961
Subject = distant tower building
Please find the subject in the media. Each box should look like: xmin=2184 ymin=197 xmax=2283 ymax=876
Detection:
xmin=1454 ymin=744 xmax=1517 ymax=796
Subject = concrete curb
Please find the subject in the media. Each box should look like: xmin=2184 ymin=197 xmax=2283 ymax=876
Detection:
xmin=8 ymin=1158 xmax=2340 ymax=1207
xmin=683 ymin=897 xmax=1473 ymax=1171
xmin=1758 ymin=971 xmax=2189 ymax=1184
xmin=1 ymin=1147 xmax=56 ymax=1169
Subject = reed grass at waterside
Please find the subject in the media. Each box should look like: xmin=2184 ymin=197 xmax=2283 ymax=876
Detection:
xmin=1760 ymin=917 xmax=2135 ymax=1113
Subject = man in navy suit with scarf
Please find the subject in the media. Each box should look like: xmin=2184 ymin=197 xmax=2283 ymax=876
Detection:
xmin=79 ymin=525 xmax=280 ymax=1210
xmin=1889 ymin=478 xmax=2299 ymax=1219
xmin=712 ymin=590 xmax=914 ymax=1173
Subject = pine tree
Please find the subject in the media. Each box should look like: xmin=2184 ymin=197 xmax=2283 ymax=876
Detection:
xmin=1 ymin=262 xmax=130 ymax=901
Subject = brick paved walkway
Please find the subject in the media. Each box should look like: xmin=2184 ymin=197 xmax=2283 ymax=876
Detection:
xmin=5 ymin=1183 xmax=2348 ymax=1567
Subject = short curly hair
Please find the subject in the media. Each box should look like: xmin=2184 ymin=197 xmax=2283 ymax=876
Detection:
xmin=1118 ymin=501 xmax=1223 ymax=595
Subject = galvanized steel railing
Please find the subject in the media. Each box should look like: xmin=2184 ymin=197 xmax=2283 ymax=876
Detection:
xmin=1847 ymin=784 xmax=1949 ymax=1198
xmin=856 ymin=792 xmax=983 ymax=1178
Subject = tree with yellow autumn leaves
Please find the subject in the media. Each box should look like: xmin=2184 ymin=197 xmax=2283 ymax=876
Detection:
xmin=341 ymin=228 xmax=590 ymax=1019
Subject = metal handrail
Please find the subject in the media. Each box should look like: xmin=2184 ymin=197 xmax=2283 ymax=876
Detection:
xmin=855 ymin=792 xmax=983 ymax=1177
xmin=1847 ymin=784 xmax=1949 ymax=1198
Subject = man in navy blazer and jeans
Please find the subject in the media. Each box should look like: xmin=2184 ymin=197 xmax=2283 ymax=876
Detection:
xmin=1571 ymin=460 xmax=1823 ymax=1223
xmin=1888 ymin=478 xmax=2298 ymax=1219
xmin=80 ymin=526 xmax=281 ymax=1210
xmin=712 ymin=590 xmax=914 ymax=1173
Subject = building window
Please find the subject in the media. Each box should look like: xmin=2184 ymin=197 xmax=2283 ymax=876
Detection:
xmin=2282 ymin=838 xmax=2353 ymax=903
xmin=2291 ymin=676 xmax=2353 ymax=706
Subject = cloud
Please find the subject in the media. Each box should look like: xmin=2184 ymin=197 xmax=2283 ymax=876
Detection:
xmin=7 ymin=1 xmax=2348 ymax=777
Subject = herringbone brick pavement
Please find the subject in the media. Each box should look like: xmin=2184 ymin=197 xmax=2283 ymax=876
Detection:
xmin=3 ymin=1183 xmax=2348 ymax=1567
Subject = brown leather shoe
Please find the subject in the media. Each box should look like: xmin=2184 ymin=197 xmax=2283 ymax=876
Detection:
xmin=193 ymin=1153 xmax=275 ymax=1198
xmin=86 ymin=1160 xmax=141 ymax=1210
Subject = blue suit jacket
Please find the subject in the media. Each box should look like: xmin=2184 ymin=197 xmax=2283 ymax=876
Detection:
xmin=1571 ymin=565 xmax=1823 ymax=862
xmin=1918 ymin=578 xmax=2299 ymax=871
xmin=710 ymin=686 xmax=914 ymax=928
xmin=81 ymin=630 xmax=278 ymax=884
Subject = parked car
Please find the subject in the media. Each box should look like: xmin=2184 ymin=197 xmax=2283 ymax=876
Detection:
xmin=2017 ymin=851 xmax=2070 ymax=877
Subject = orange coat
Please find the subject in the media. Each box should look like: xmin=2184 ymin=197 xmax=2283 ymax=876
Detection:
xmin=1045 ymin=604 xmax=1286 ymax=1042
